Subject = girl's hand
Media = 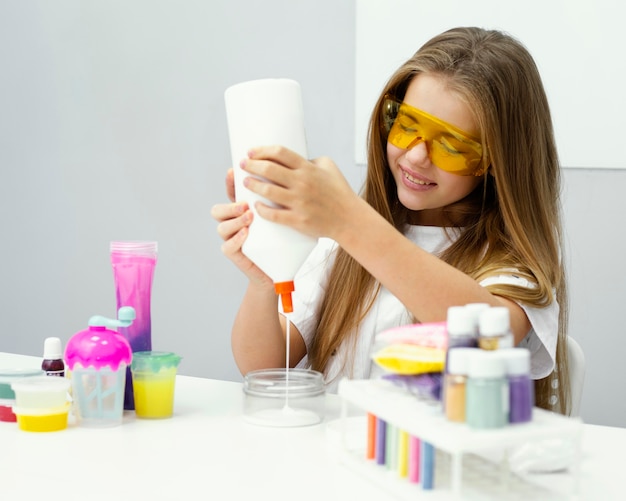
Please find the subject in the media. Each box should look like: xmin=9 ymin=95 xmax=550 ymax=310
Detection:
xmin=240 ymin=146 xmax=359 ymax=240
xmin=210 ymin=168 xmax=273 ymax=287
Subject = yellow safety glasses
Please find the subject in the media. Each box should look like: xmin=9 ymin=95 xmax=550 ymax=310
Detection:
xmin=382 ymin=96 xmax=487 ymax=176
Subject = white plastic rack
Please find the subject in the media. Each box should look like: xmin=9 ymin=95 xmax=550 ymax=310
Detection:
xmin=335 ymin=378 xmax=583 ymax=500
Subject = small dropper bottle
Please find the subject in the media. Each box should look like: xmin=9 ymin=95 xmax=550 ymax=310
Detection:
xmin=42 ymin=337 xmax=65 ymax=377
xmin=464 ymin=303 xmax=490 ymax=336
xmin=478 ymin=306 xmax=514 ymax=350
xmin=500 ymin=348 xmax=534 ymax=423
xmin=443 ymin=306 xmax=477 ymax=413
xmin=444 ymin=347 xmax=474 ymax=423
xmin=446 ymin=306 xmax=478 ymax=351
xmin=466 ymin=350 xmax=508 ymax=429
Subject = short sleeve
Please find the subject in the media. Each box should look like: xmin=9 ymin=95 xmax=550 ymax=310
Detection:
xmin=479 ymin=274 xmax=558 ymax=379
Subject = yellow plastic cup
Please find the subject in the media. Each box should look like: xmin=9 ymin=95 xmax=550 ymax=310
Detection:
xmin=131 ymin=351 xmax=181 ymax=419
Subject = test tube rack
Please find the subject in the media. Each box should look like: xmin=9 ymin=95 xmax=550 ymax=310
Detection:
xmin=335 ymin=378 xmax=583 ymax=500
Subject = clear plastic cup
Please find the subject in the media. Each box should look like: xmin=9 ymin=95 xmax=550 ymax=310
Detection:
xmin=243 ymin=368 xmax=325 ymax=427
xmin=70 ymin=363 xmax=127 ymax=427
xmin=131 ymin=351 xmax=182 ymax=419
xmin=11 ymin=376 xmax=70 ymax=410
xmin=11 ymin=376 xmax=71 ymax=432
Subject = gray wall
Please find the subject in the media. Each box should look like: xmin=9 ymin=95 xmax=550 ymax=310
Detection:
xmin=0 ymin=1 xmax=623 ymax=428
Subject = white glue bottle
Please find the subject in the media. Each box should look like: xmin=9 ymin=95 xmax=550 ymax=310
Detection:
xmin=224 ymin=78 xmax=318 ymax=313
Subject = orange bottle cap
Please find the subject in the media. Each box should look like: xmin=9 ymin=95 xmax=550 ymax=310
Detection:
xmin=274 ymin=281 xmax=295 ymax=314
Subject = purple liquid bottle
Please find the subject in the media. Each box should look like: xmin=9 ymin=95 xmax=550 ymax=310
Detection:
xmin=501 ymin=348 xmax=534 ymax=423
xmin=111 ymin=241 xmax=158 ymax=410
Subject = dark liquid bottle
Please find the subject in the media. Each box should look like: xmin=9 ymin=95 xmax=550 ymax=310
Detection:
xmin=42 ymin=337 xmax=65 ymax=377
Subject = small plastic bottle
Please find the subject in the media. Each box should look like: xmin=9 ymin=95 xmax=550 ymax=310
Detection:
xmin=466 ymin=350 xmax=508 ymax=429
xmin=443 ymin=347 xmax=474 ymax=423
xmin=464 ymin=303 xmax=490 ymax=335
xmin=443 ymin=306 xmax=477 ymax=412
xmin=447 ymin=306 xmax=479 ymax=351
xmin=500 ymin=348 xmax=534 ymax=423
xmin=478 ymin=306 xmax=514 ymax=350
xmin=42 ymin=337 xmax=65 ymax=377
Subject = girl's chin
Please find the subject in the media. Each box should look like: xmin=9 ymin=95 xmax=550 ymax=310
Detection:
xmin=397 ymin=191 xmax=428 ymax=212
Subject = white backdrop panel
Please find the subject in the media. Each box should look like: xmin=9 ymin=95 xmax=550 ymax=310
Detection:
xmin=355 ymin=0 xmax=625 ymax=169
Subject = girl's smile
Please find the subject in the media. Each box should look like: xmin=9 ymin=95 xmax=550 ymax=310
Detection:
xmin=400 ymin=166 xmax=437 ymax=190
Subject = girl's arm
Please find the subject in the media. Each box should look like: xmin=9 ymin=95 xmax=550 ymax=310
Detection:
xmin=241 ymin=147 xmax=531 ymax=344
xmin=334 ymin=197 xmax=530 ymax=343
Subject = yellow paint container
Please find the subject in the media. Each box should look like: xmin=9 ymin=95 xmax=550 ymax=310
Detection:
xmin=133 ymin=369 xmax=177 ymax=418
xmin=14 ymin=403 xmax=70 ymax=432
xmin=131 ymin=352 xmax=181 ymax=419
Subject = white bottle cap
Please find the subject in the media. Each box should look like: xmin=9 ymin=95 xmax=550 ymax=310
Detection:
xmin=446 ymin=306 xmax=475 ymax=337
xmin=464 ymin=303 xmax=490 ymax=327
xmin=467 ymin=350 xmax=505 ymax=379
xmin=499 ymin=348 xmax=530 ymax=376
xmin=43 ymin=337 xmax=63 ymax=359
xmin=446 ymin=347 xmax=476 ymax=375
xmin=479 ymin=306 xmax=510 ymax=337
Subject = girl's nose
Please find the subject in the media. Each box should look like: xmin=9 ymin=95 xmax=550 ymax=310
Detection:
xmin=404 ymin=140 xmax=430 ymax=166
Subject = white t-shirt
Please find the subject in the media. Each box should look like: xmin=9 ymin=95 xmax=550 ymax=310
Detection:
xmin=291 ymin=226 xmax=557 ymax=393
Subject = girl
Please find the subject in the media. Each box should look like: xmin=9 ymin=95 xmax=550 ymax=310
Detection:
xmin=212 ymin=27 xmax=570 ymax=414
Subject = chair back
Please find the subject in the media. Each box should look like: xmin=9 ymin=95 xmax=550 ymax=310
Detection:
xmin=567 ymin=336 xmax=585 ymax=417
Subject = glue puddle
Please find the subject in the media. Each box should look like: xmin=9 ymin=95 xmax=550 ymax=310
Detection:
xmin=244 ymin=318 xmax=322 ymax=427
xmin=242 ymin=367 xmax=325 ymax=427
xmin=245 ymin=407 xmax=321 ymax=427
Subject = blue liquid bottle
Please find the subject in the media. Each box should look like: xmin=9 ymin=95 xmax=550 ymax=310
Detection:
xmin=466 ymin=350 xmax=508 ymax=429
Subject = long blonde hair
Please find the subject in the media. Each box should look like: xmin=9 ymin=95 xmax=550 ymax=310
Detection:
xmin=308 ymin=27 xmax=570 ymax=414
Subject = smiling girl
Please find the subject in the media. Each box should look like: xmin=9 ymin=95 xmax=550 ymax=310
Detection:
xmin=212 ymin=27 xmax=570 ymax=414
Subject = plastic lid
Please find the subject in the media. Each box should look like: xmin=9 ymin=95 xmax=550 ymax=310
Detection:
xmin=467 ymin=350 xmax=505 ymax=379
xmin=43 ymin=337 xmax=63 ymax=359
xmin=11 ymin=375 xmax=70 ymax=393
xmin=499 ymin=348 xmax=531 ymax=376
xmin=64 ymin=326 xmax=132 ymax=371
xmin=65 ymin=308 xmax=135 ymax=371
xmin=464 ymin=303 xmax=490 ymax=326
xmin=0 ymin=368 xmax=45 ymax=383
xmin=0 ymin=369 xmax=45 ymax=399
xmin=446 ymin=347 xmax=476 ymax=375
xmin=110 ymin=241 xmax=158 ymax=256
xmin=446 ymin=306 xmax=475 ymax=337
xmin=275 ymin=281 xmax=295 ymax=314
xmin=131 ymin=351 xmax=182 ymax=373
xmin=479 ymin=306 xmax=510 ymax=337
xmin=243 ymin=368 xmax=324 ymax=398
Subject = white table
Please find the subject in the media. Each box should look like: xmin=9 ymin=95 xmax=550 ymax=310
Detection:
xmin=0 ymin=352 xmax=624 ymax=500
